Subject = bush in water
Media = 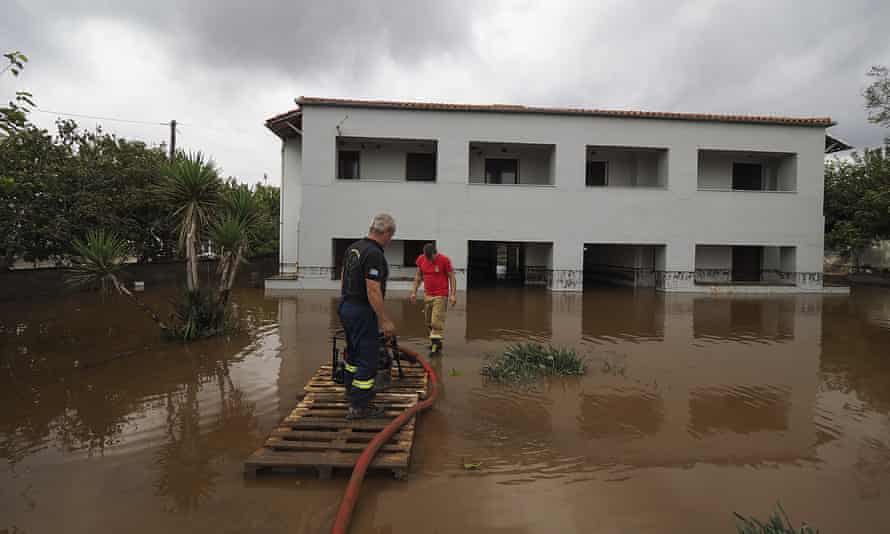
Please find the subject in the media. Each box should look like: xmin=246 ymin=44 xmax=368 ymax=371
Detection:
xmin=481 ymin=343 xmax=586 ymax=383
xmin=734 ymin=504 xmax=818 ymax=534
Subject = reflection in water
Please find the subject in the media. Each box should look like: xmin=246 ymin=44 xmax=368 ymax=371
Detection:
xmin=577 ymin=386 xmax=664 ymax=439
xmin=582 ymin=289 xmax=665 ymax=343
xmin=693 ymin=298 xmax=795 ymax=341
xmin=688 ymin=385 xmax=790 ymax=437
xmin=465 ymin=288 xmax=552 ymax=341
xmin=2 ymin=283 xmax=890 ymax=533
xmin=154 ymin=362 xmax=258 ymax=512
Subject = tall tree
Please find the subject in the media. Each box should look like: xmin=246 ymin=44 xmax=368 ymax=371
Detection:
xmin=1 ymin=50 xmax=34 ymax=138
xmin=155 ymin=152 xmax=221 ymax=291
xmin=864 ymin=65 xmax=890 ymax=127
xmin=211 ymin=185 xmax=260 ymax=306
xmin=824 ymin=143 xmax=890 ymax=262
xmin=0 ymin=120 xmax=171 ymax=268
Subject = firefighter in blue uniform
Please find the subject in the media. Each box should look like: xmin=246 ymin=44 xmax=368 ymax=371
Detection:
xmin=338 ymin=213 xmax=397 ymax=420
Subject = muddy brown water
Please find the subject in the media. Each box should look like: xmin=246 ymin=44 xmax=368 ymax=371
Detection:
xmin=2 ymin=283 xmax=890 ymax=533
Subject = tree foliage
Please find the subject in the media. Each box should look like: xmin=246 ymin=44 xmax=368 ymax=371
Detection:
xmin=0 ymin=120 xmax=174 ymax=268
xmin=0 ymin=121 xmax=279 ymax=270
xmin=68 ymin=230 xmax=168 ymax=329
xmin=1 ymin=50 xmax=34 ymax=137
xmin=824 ymin=143 xmax=890 ymax=260
xmin=864 ymin=65 xmax=890 ymax=127
xmin=156 ymin=151 xmax=221 ymax=291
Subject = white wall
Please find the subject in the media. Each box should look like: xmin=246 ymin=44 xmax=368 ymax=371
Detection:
xmin=697 ymin=150 xmax=796 ymax=191
xmin=383 ymin=239 xmax=405 ymax=266
xmin=587 ymin=148 xmax=664 ymax=187
xmin=763 ymin=246 xmax=781 ymax=271
xmin=525 ymin=243 xmax=552 ymax=267
xmin=469 ymin=143 xmax=553 ymax=185
xmin=337 ymin=139 xmax=436 ymax=182
xmin=283 ymin=104 xmax=827 ymax=290
xmin=695 ymin=246 xmax=732 ymax=269
xmin=357 ymin=148 xmax=405 ymax=181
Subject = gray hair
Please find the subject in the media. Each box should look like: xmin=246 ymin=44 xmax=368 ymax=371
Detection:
xmin=369 ymin=213 xmax=396 ymax=235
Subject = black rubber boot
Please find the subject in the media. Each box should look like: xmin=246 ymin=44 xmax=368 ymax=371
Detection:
xmin=346 ymin=404 xmax=386 ymax=420
xmin=429 ymin=338 xmax=443 ymax=357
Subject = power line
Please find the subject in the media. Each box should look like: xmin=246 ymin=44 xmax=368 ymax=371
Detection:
xmin=33 ymin=108 xmax=168 ymax=126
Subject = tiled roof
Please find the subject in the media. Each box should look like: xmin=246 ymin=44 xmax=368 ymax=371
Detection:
xmin=266 ymin=108 xmax=301 ymax=123
xmin=282 ymin=96 xmax=834 ymax=127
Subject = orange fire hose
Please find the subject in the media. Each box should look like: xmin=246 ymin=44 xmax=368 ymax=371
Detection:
xmin=330 ymin=345 xmax=439 ymax=534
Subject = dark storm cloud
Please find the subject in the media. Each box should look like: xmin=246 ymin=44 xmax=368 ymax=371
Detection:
xmin=9 ymin=0 xmax=487 ymax=78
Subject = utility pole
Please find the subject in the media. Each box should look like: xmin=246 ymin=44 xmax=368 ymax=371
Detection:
xmin=169 ymin=119 xmax=177 ymax=159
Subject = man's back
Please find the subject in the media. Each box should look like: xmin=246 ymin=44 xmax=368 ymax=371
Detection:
xmin=341 ymin=237 xmax=389 ymax=302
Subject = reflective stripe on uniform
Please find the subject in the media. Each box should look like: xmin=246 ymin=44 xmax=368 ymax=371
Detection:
xmin=344 ymin=362 xmax=358 ymax=373
xmin=351 ymin=377 xmax=375 ymax=390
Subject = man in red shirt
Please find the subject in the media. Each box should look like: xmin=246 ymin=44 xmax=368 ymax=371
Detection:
xmin=409 ymin=243 xmax=457 ymax=356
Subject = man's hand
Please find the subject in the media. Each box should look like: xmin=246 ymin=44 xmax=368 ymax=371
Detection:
xmin=381 ymin=318 xmax=396 ymax=338
xmin=449 ymin=294 xmax=457 ymax=307
xmin=409 ymin=292 xmax=417 ymax=304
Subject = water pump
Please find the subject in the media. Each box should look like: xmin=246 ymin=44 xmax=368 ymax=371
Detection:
xmin=331 ymin=330 xmax=404 ymax=389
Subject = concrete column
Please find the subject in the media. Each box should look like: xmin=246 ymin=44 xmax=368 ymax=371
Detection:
xmin=436 ymin=138 xmax=468 ymax=185
xmin=554 ymin=140 xmax=586 ymax=192
xmin=795 ymin=242 xmax=824 ymax=290
xmin=780 ymin=246 xmax=797 ymax=284
xmin=281 ymin=138 xmax=302 ymax=273
xmin=668 ymin=144 xmax=698 ymax=196
xmin=549 ymin=239 xmax=583 ymax=292
xmin=658 ymin=240 xmax=695 ymax=291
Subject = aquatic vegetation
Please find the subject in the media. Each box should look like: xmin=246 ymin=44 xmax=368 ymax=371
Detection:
xmin=166 ymin=288 xmax=235 ymax=342
xmin=734 ymin=504 xmax=818 ymax=534
xmin=481 ymin=342 xmax=586 ymax=383
xmin=68 ymin=230 xmax=168 ymax=330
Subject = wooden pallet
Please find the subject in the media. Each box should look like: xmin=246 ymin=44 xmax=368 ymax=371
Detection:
xmin=305 ymin=363 xmax=428 ymax=397
xmin=244 ymin=363 xmax=428 ymax=479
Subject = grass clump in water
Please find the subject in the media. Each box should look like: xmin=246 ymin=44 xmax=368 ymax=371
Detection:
xmin=734 ymin=504 xmax=818 ymax=534
xmin=481 ymin=343 xmax=586 ymax=383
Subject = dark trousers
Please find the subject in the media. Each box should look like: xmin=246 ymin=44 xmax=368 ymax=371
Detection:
xmin=337 ymin=300 xmax=379 ymax=408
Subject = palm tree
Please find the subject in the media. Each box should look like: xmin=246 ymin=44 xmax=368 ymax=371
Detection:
xmin=68 ymin=229 xmax=167 ymax=330
xmin=155 ymin=151 xmax=221 ymax=292
xmin=210 ymin=186 xmax=260 ymax=306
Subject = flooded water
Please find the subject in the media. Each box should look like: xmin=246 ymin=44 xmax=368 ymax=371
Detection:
xmin=2 ymin=283 xmax=890 ymax=533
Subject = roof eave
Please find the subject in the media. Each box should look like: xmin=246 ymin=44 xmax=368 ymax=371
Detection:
xmin=825 ymin=132 xmax=854 ymax=154
xmin=293 ymin=96 xmax=833 ymax=128
xmin=265 ymin=109 xmax=302 ymax=140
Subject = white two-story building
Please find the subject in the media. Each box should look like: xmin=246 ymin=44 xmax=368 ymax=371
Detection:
xmin=265 ymin=97 xmax=850 ymax=294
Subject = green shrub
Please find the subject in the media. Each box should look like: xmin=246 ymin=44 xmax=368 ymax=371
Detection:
xmin=734 ymin=504 xmax=818 ymax=534
xmin=481 ymin=343 xmax=586 ymax=383
xmin=166 ymin=289 xmax=234 ymax=342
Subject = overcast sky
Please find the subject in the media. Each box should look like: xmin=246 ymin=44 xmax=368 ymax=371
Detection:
xmin=3 ymin=0 xmax=889 ymax=184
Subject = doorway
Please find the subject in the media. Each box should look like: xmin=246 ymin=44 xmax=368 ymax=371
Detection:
xmin=732 ymin=246 xmax=762 ymax=282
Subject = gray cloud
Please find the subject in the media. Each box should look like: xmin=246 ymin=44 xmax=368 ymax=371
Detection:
xmin=11 ymin=0 xmax=488 ymax=79
xmin=3 ymin=0 xmax=889 ymax=184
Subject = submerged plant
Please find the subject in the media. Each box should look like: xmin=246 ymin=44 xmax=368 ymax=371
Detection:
xmin=734 ymin=504 xmax=818 ymax=534
xmin=68 ymin=230 xmax=168 ymax=330
xmin=481 ymin=343 xmax=586 ymax=383
xmin=166 ymin=288 xmax=234 ymax=342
